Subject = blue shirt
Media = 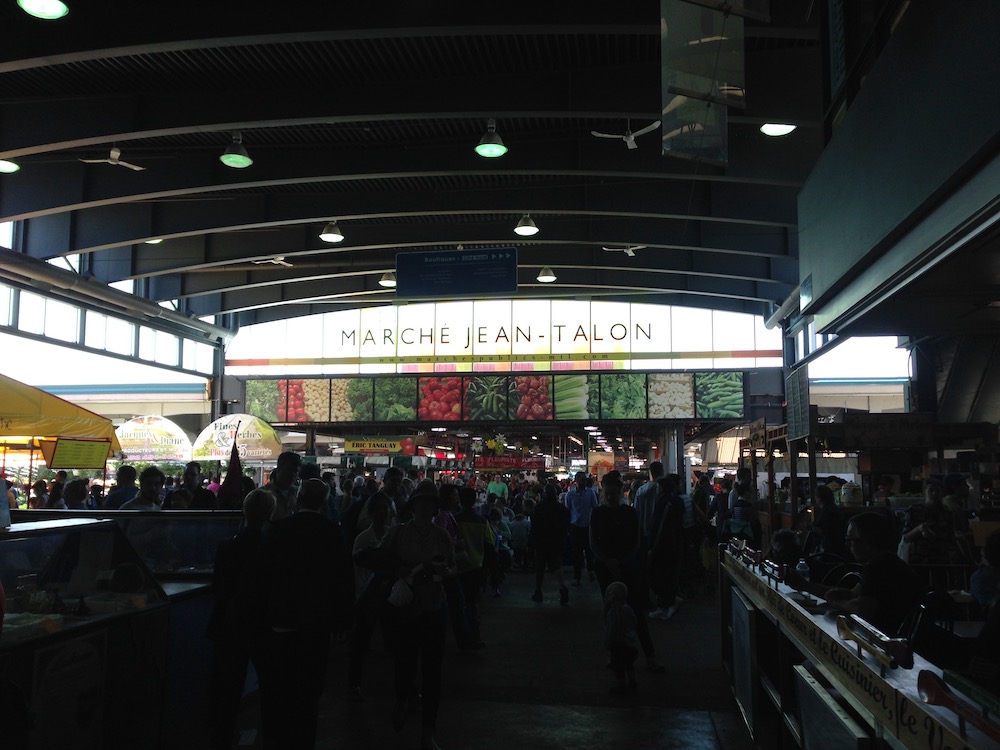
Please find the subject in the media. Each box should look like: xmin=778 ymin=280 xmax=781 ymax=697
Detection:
xmin=565 ymin=486 xmax=598 ymax=527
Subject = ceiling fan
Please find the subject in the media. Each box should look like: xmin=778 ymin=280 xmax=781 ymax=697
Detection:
xmin=251 ymin=256 xmax=293 ymax=267
xmin=591 ymin=120 xmax=661 ymax=150
xmin=603 ymin=245 xmax=645 ymax=257
xmin=79 ymin=146 xmax=146 ymax=171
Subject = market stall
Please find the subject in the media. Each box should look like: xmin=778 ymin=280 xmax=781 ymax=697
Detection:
xmin=0 ymin=373 xmax=122 ymax=510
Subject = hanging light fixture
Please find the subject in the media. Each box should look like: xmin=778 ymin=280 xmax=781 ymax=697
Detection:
xmin=319 ymin=221 xmax=345 ymax=243
xmin=17 ymin=0 xmax=68 ymax=19
xmin=760 ymin=123 xmax=797 ymax=137
xmin=536 ymin=266 xmax=556 ymax=283
xmin=379 ymin=271 xmax=397 ymax=288
xmin=219 ymin=132 xmax=253 ymax=168
xmin=475 ymin=118 xmax=507 ymax=158
xmin=514 ymin=214 xmax=539 ymax=236
xmin=144 ymin=238 xmax=163 ymax=245
xmin=0 ymin=159 xmax=21 ymax=174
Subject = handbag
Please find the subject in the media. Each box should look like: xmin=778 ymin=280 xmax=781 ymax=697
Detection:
xmin=897 ymin=538 xmax=912 ymax=563
xmin=386 ymin=576 xmax=414 ymax=608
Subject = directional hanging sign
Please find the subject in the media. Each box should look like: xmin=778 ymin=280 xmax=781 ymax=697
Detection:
xmin=395 ymin=247 xmax=518 ymax=298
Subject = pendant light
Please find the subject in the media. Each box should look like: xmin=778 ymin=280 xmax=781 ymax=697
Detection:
xmin=760 ymin=123 xmax=797 ymax=137
xmin=220 ymin=132 xmax=253 ymax=169
xmin=514 ymin=214 xmax=539 ymax=236
xmin=475 ymin=118 xmax=507 ymax=158
xmin=379 ymin=272 xmax=397 ymax=288
xmin=0 ymin=159 xmax=20 ymax=174
xmin=536 ymin=266 xmax=556 ymax=283
xmin=17 ymin=0 xmax=68 ymax=19
xmin=319 ymin=221 xmax=345 ymax=243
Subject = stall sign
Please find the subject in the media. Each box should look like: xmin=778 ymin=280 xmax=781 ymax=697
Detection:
xmin=115 ymin=415 xmax=192 ymax=462
xmin=38 ymin=438 xmax=112 ymax=469
xmin=192 ymin=413 xmax=282 ymax=460
xmin=474 ymin=455 xmax=545 ymax=470
xmin=344 ymin=437 xmax=416 ymax=455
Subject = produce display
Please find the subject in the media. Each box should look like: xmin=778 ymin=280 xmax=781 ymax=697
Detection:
xmin=552 ymin=374 xmax=591 ymax=420
xmin=374 ymin=377 xmax=417 ymax=421
xmin=247 ymin=370 xmax=748 ymax=424
xmin=330 ymin=378 xmax=358 ymax=421
xmin=511 ymin=375 xmax=553 ymax=420
xmin=599 ymin=374 xmax=647 ymax=420
xmin=418 ymin=376 xmax=463 ymax=421
xmin=245 ymin=379 xmax=281 ymax=422
xmin=464 ymin=375 xmax=513 ymax=421
xmin=344 ymin=379 xmax=374 ymax=421
xmin=648 ymin=373 xmax=695 ymax=419
xmin=695 ymin=371 xmax=744 ymax=419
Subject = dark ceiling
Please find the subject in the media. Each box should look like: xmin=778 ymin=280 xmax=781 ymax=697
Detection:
xmin=0 ymin=0 xmax=824 ymax=331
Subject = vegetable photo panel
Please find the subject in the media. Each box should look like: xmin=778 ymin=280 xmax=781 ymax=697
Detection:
xmin=552 ymin=374 xmax=592 ymax=420
xmin=375 ymin=377 xmax=417 ymax=421
xmin=463 ymin=375 xmax=512 ymax=421
xmin=694 ymin=371 xmax=745 ymax=419
xmin=599 ymin=373 xmax=647 ymax=420
xmin=510 ymin=375 xmax=553 ymax=421
xmin=418 ymin=376 xmax=463 ymax=421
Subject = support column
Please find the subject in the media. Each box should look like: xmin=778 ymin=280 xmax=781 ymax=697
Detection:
xmin=662 ymin=426 xmax=685 ymax=476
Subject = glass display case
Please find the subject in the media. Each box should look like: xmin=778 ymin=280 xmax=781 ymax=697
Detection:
xmin=8 ymin=510 xmax=243 ymax=581
xmin=0 ymin=518 xmax=167 ymax=647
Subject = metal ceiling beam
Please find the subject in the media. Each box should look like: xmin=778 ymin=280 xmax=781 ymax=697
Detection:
xmin=0 ymin=63 xmax=661 ymax=159
xmin=2 ymin=131 xmax=803 ymax=224
xmin=155 ymin=247 xmax=795 ymax=301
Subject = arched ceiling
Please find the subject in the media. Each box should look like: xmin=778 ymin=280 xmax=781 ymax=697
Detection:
xmin=0 ymin=0 xmax=823 ymax=333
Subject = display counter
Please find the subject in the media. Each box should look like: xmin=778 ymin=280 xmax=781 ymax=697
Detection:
xmin=719 ymin=546 xmax=1000 ymax=750
xmin=6 ymin=510 xmax=242 ymax=747
xmin=0 ymin=518 xmax=170 ymax=750
xmin=9 ymin=509 xmax=242 ymax=580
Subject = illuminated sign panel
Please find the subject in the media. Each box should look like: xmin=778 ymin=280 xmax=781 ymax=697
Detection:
xmin=225 ymin=300 xmax=782 ymax=374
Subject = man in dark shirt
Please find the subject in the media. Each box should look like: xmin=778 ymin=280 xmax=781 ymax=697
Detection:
xmin=264 ymin=478 xmax=354 ymax=749
xmin=812 ymin=485 xmax=848 ymax=558
xmin=529 ymin=483 xmax=570 ymax=604
xmin=590 ymin=471 xmax=665 ymax=673
xmin=163 ymin=461 xmax=217 ymax=509
xmin=102 ymin=465 xmax=138 ymax=509
xmin=786 ymin=511 xmax=921 ymax=636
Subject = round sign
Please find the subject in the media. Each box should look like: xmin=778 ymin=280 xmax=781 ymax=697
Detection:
xmin=115 ymin=415 xmax=193 ymax=462
xmin=192 ymin=413 xmax=282 ymax=460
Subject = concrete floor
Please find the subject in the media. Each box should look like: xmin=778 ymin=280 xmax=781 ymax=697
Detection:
xmin=214 ymin=566 xmax=753 ymax=750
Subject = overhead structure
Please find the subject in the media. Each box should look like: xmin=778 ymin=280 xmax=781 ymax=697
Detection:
xmin=0 ymin=1 xmax=823 ymax=332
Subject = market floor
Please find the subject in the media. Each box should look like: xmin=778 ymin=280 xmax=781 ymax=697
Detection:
xmin=193 ymin=566 xmax=753 ymax=750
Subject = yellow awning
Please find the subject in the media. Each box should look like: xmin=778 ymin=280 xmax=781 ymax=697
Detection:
xmin=0 ymin=373 xmax=122 ymax=456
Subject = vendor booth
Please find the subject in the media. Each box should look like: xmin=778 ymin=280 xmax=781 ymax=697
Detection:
xmin=0 ymin=373 xmax=121 ymax=490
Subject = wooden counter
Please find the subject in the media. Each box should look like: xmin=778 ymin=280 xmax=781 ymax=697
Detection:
xmin=720 ymin=548 xmax=999 ymax=750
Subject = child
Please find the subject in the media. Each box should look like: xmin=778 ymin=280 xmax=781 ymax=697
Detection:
xmin=603 ymin=581 xmax=639 ymax=695
xmin=508 ymin=513 xmax=529 ymax=570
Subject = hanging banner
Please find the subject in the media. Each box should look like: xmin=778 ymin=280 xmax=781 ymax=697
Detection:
xmin=474 ymin=455 xmax=545 ymax=470
xmin=192 ymin=413 xmax=282 ymax=461
xmin=115 ymin=415 xmax=193 ymax=462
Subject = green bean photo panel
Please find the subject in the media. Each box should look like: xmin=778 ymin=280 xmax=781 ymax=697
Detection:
xmin=694 ymin=371 xmax=745 ymax=419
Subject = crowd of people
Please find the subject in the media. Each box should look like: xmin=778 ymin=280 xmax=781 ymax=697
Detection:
xmin=194 ymin=458 xmax=722 ymax=749
xmin=6 ymin=454 xmax=999 ymax=746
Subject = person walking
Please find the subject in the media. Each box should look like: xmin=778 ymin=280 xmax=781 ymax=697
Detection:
xmin=263 ymin=478 xmax=354 ymax=749
xmin=590 ymin=471 xmax=665 ymax=673
xmin=454 ymin=486 xmax=494 ymax=647
xmin=381 ymin=482 xmax=456 ymax=750
xmin=565 ymin=471 xmax=598 ymax=586
xmin=530 ymin=483 xmax=571 ymax=605
xmin=207 ymin=489 xmax=275 ymax=749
